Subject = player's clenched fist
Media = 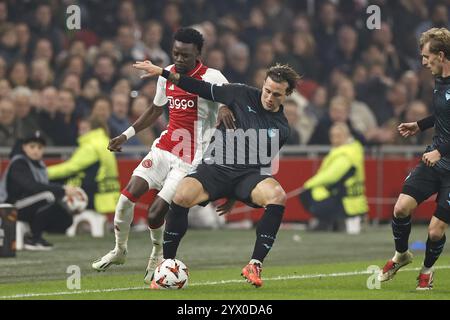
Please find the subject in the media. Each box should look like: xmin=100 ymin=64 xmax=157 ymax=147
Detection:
xmin=108 ymin=134 xmax=127 ymax=152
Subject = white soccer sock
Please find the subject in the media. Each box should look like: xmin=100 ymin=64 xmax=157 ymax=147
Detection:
xmin=393 ymin=250 xmax=408 ymax=263
xmin=149 ymin=222 xmax=165 ymax=256
xmin=114 ymin=194 xmax=135 ymax=251
xmin=421 ymin=265 xmax=433 ymax=274
xmin=250 ymin=259 xmax=262 ymax=266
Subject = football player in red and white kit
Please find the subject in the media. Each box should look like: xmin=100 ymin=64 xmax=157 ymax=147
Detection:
xmin=92 ymin=28 xmax=234 ymax=284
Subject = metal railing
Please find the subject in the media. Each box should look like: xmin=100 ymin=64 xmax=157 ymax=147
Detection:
xmin=0 ymin=144 xmax=427 ymax=223
xmin=0 ymin=144 xmax=428 ymax=159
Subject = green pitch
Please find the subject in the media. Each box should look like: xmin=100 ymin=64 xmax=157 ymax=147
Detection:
xmin=0 ymin=225 xmax=449 ymax=300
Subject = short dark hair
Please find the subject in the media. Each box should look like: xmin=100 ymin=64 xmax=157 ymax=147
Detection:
xmin=173 ymin=27 xmax=204 ymax=53
xmin=266 ymin=63 xmax=301 ymax=95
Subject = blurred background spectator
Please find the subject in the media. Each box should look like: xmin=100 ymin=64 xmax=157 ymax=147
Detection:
xmin=47 ymin=116 xmax=120 ymax=215
xmin=299 ymin=122 xmax=368 ymax=234
xmin=0 ymin=0 xmax=442 ymax=151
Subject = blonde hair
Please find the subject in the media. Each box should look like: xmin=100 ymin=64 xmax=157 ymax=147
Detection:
xmin=419 ymin=28 xmax=450 ymax=59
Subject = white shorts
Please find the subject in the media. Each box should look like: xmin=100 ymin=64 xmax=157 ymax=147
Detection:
xmin=132 ymin=145 xmax=192 ymax=203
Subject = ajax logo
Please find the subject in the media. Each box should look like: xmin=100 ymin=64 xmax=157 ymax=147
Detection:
xmin=142 ymin=159 xmax=153 ymax=168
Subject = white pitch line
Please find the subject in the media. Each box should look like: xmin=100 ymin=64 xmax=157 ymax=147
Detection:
xmin=2 ymin=265 xmax=450 ymax=299
xmin=0 ymin=260 xmax=44 ymax=266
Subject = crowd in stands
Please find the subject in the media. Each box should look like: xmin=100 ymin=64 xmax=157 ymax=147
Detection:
xmin=0 ymin=0 xmax=445 ymax=150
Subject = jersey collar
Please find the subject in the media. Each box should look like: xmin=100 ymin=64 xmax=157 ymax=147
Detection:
xmin=175 ymin=60 xmax=204 ymax=77
xmin=436 ymin=75 xmax=450 ymax=85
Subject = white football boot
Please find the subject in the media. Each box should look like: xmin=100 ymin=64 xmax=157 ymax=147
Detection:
xmin=92 ymin=248 xmax=127 ymax=271
xmin=378 ymin=250 xmax=413 ymax=282
xmin=144 ymin=253 xmax=163 ymax=284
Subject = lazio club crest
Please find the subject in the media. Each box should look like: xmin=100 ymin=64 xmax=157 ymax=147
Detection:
xmin=446 ymin=89 xmax=450 ymax=101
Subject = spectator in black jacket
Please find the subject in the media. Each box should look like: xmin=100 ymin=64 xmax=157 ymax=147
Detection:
xmin=0 ymin=131 xmax=78 ymax=250
xmin=308 ymin=96 xmax=366 ymax=145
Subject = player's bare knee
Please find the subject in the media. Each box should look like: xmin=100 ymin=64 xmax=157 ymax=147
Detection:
xmin=393 ymin=202 xmax=411 ymax=219
xmin=125 ymin=178 xmax=148 ymax=199
xmin=266 ymin=186 xmax=287 ymax=206
xmin=428 ymin=228 xmax=445 ymax=242
xmin=173 ymin=191 xmax=194 ymax=208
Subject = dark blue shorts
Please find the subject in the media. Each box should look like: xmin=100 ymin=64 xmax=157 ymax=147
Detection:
xmin=187 ymin=163 xmax=273 ymax=208
xmin=402 ymin=162 xmax=450 ymax=223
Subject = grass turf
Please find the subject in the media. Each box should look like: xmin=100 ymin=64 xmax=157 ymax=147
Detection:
xmin=0 ymin=225 xmax=449 ymax=300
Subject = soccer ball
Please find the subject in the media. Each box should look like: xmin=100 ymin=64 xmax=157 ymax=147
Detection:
xmin=152 ymin=259 xmax=189 ymax=289
xmin=63 ymin=187 xmax=88 ymax=213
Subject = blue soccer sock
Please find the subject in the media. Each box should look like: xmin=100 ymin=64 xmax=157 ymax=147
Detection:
xmin=251 ymin=204 xmax=284 ymax=263
xmin=392 ymin=215 xmax=411 ymax=253
xmin=424 ymin=234 xmax=446 ymax=268
xmin=163 ymin=203 xmax=189 ymax=259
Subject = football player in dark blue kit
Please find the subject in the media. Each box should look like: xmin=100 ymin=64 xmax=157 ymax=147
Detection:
xmin=379 ymin=28 xmax=450 ymax=290
xmin=133 ymin=59 xmax=300 ymax=287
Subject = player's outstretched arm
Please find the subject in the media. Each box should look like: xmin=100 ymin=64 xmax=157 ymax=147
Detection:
xmin=397 ymin=122 xmax=420 ymax=138
xmin=133 ymin=60 xmax=236 ymax=106
xmin=108 ymin=102 xmax=163 ymax=152
xmin=398 ymin=115 xmax=435 ymax=138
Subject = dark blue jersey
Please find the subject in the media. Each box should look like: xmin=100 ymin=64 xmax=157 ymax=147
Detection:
xmin=205 ymin=83 xmax=290 ymax=169
xmin=426 ymin=76 xmax=450 ymax=170
xmin=162 ymin=71 xmax=290 ymax=169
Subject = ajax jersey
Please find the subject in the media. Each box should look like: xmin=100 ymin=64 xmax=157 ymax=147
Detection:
xmin=153 ymin=61 xmax=228 ymax=164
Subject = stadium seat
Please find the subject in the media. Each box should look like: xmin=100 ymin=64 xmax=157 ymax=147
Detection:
xmin=345 ymin=216 xmax=362 ymax=235
xmin=188 ymin=204 xmax=225 ymax=229
xmin=15 ymin=221 xmax=30 ymax=251
xmin=66 ymin=210 xmax=107 ymax=238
